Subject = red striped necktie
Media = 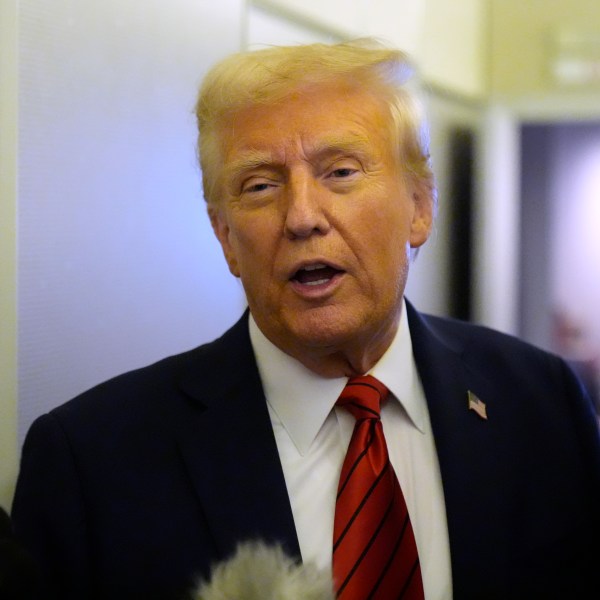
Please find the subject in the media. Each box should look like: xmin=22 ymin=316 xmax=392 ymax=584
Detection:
xmin=332 ymin=375 xmax=424 ymax=600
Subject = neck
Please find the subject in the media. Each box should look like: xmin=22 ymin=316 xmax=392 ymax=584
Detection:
xmin=276 ymin=319 xmax=399 ymax=379
xmin=292 ymin=349 xmax=384 ymax=378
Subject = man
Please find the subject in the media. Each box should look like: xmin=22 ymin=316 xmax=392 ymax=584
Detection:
xmin=12 ymin=40 xmax=600 ymax=599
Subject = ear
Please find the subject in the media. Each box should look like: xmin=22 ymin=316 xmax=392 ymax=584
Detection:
xmin=408 ymin=182 xmax=434 ymax=249
xmin=208 ymin=205 xmax=241 ymax=278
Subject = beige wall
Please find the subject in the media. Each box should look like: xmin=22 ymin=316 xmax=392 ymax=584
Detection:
xmin=418 ymin=0 xmax=489 ymax=98
xmin=491 ymin=0 xmax=600 ymax=96
xmin=0 ymin=0 xmax=18 ymax=512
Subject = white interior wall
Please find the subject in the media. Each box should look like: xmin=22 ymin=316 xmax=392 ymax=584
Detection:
xmin=472 ymin=105 xmax=521 ymax=333
xmin=256 ymin=0 xmax=488 ymax=98
xmin=246 ymin=3 xmax=343 ymax=46
xmin=252 ymin=0 xmax=426 ymax=54
xmin=16 ymin=0 xmax=245 ymax=452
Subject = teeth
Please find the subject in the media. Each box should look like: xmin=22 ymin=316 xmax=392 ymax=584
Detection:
xmin=305 ymin=278 xmax=329 ymax=286
xmin=303 ymin=263 xmax=327 ymax=271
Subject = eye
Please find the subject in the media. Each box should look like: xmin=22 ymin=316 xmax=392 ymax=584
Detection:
xmin=240 ymin=178 xmax=277 ymax=195
xmin=330 ymin=167 xmax=357 ymax=178
xmin=244 ymin=182 xmax=271 ymax=193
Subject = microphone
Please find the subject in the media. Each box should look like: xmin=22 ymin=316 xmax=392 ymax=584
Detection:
xmin=192 ymin=541 xmax=334 ymax=600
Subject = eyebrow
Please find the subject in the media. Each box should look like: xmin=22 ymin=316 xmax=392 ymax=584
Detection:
xmin=224 ymin=150 xmax=277 ymax=182
xmin=224 ymin=134 xmax=375 ymax=182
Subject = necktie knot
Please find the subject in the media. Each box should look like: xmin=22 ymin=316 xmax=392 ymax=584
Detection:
xmin=336 ymin=375 xmax=389 ymax=422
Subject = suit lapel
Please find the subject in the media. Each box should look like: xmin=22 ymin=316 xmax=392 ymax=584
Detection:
xmin=170 ymin=314 xmax=300 ymax=562
xmin=406 ymin=303 xmax=513 ymax=595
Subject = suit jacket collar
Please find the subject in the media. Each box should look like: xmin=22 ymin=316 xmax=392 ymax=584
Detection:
xmin=171 ymin=311 xmax=300 ymax=562
xmin=406 ymin=301 xmax=519 ymax=595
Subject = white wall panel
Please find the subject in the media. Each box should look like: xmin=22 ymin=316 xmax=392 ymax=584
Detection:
xmin=17 ymin=0 xmax=245 ymax=443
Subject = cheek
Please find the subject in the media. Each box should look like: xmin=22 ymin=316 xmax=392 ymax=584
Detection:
xmin=369 ymin=211 xmax=412 ymax=281
xmin=371 ymin=205 xmax=411 ymax=250
xmin=229 ymin=214 xmax=278 ymax=272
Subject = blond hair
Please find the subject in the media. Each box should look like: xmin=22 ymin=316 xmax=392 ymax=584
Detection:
xmin=195 ymin=39 xmax=435 ymax=206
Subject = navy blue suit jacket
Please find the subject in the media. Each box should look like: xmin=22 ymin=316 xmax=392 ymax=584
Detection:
xmin=12 ymin=303 xmax=600 ymax=599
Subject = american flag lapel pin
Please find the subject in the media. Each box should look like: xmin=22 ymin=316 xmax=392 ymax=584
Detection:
xmin=467 ymin=390 xmax=488 ymax=420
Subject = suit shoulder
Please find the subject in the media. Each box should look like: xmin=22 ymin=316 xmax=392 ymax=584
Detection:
xmin=411 ymin=309 xmax=584 ymax=395
xmin=48 ymin=313 xmax=252 ymax=423
xmin=420 ymin=311 xmax=555 ymax=360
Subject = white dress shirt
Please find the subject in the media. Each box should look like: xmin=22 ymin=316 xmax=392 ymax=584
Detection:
xmin=249 ymin=300 xmax=453 ymax=599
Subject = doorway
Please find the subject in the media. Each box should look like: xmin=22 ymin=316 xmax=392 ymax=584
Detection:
xmin=519 ymin=121 xmax=600 ymax=410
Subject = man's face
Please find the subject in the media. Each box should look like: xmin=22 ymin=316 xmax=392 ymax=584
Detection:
xmin=210 ymin=80 xmax=432 ymax=373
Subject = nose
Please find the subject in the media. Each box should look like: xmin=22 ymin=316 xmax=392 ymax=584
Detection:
xmin=283 ymin=173 xmax=330 ymax=239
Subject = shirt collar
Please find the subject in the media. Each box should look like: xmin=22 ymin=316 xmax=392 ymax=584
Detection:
xmin=249 ymin=299 xmax=426 ymax=456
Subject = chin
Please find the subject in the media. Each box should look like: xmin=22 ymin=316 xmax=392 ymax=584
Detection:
xmin=285 ymin=307 xmax=377 ymax=349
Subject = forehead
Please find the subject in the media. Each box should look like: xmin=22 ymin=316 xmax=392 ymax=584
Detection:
xmin=219 ymin=81 xmax=393 ymax=164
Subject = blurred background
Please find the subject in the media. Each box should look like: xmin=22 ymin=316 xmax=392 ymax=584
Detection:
xmin=1 ymin=0 xmax=599 ymax=511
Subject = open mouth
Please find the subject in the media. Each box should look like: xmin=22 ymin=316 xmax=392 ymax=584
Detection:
xmin=291 ymin=263 xmax=343 ymax=286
